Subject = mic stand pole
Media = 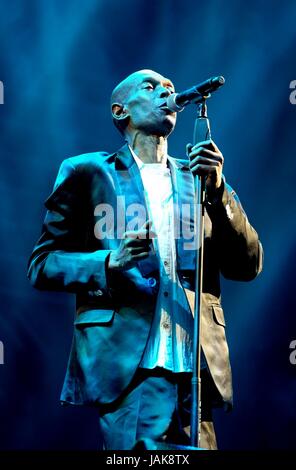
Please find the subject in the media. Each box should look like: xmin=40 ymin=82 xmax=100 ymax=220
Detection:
xmin=133 ymin=97 xmax=214 ymax=452
xmin=190 ymin=98 xmax=211 ymax=448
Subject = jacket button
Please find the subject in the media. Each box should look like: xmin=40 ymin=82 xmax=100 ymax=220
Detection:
xmin=147 ymin=277 xmax=157 ymax=287
xmin=94 ymin=289 xmax=103 ymax=296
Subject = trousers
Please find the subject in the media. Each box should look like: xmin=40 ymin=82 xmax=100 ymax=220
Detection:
xmin=98 ymin=367 xmax=218 ymax=450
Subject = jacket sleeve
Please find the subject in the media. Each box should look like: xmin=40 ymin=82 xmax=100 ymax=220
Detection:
xmin=27 ymin=159 xmax=112 ymax=295
xmin=206 ymin=177 xmax=263 ymax=281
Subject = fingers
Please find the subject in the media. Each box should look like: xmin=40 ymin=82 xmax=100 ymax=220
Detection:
xmin=189 ymin=149 xmax=223 ymax=166
xmin=189 ymin=144 xmax=223 ymax=161
xmin=190 ymin=157 xmax=219 ymax=171
xmin=189 ymin=153 xmax=222 ymax=175
xmin=188 ymin=140 xmax=221 ymax=157
xmin=110 ymin=220 xmax=155 ymax=271
xmin=191 ymin=139 xmax=219 ymax=152
xmin=125 ymin=230 xmax=156 ymax=242
xmin=129 ymin=245 xmax=151 ymax=254
xmin=187 ymin=140 xmax=224 ymax=188
xmin=125 ymin=219 xmax=156 ymax=241
xmin=186 ymin=143 xmax=193 ymax=157
xmin=132 ymin=251 xmax=150 ymax=260
xmin=189 ymin=163 xmax=219 ymax=177
xmin=141 ymin=219 xmax=152 ymax=230
xmin=126 ymin=239 xmax=151 ymax=249
xmin=187 ymin=140 xmax=223 ymax=176
xmin=139 ymin=219 xmax=157 ymax=238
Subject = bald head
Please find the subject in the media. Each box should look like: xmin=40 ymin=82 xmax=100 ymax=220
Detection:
xmin=111 ymin=69 xmax=160 ymax=108
xmin=111 ymin=69 xmax=175 ymax=135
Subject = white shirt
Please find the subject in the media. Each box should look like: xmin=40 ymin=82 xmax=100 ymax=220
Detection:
xmin=130 ymin=147 xmax=194 ymax=373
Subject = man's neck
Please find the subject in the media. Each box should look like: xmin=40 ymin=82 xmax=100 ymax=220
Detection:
xmin=125 ymin=131 xmax=168 ymax=164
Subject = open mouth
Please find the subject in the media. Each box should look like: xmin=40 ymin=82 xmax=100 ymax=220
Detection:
xmin=159 ymin=103 xmax=174 ymax=114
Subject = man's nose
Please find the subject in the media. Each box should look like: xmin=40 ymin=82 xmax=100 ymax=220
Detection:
xmin=159 ymin=87 xmax=172 ymax=98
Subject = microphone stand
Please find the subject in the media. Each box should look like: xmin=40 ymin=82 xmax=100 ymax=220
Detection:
xmin=190 ymin=97 xmax=211 ymax=448
xmin=166 ymin=81 xmax=224 ymax=447
xmin=133 ymin=95 xmax=215 ymax=452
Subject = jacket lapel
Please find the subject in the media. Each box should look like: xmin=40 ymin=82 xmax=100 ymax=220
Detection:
xmin=168 ymin=156 xmax=196 ymax=271
xmin=115 ymin=144 xmax=159 ymax=276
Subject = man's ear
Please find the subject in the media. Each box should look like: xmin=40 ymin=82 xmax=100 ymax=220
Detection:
xmin=111 ymin=103 xmax=129 ymax=121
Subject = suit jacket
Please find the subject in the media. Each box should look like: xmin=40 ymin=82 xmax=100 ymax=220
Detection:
xmin=27 ymin=143 xmax=263 ymax=409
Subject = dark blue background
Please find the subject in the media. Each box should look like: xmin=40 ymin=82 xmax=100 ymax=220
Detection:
xmin=0 ymin=0 xmax=296 ymax=450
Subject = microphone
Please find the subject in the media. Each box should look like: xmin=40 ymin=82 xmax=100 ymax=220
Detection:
xmin=166 ymin=76 xmax=225 ymax=112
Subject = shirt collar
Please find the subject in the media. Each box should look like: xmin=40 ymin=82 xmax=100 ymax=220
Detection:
xmin=128 ymin=145 xmax=168 ymax=170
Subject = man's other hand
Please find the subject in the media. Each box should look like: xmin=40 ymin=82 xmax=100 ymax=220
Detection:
xmin=108 ymin=220 xmax=156 ymax=271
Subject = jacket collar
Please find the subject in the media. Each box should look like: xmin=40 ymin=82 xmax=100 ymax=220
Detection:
xmin=115 ymin=143 xmax=135 ymax=170
xmin=115 ymin=142 xmax=190 ymax=172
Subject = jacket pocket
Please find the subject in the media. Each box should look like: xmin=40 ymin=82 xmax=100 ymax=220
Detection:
xmin=212 ymin=305 xmax=226 ymax=327
xmin=74 ymin=309 xmax=115 ymax=327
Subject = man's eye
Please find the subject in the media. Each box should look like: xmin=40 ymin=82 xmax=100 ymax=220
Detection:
xmin=144 ymin=83 xmax=154 ymax=90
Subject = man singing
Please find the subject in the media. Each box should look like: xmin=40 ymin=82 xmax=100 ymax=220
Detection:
xmin=28 ymin=69 xmax=263 ymax=450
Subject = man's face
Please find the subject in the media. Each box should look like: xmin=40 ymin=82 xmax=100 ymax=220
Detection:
xmin=121 ymin=70 xmax=177 ymax=137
